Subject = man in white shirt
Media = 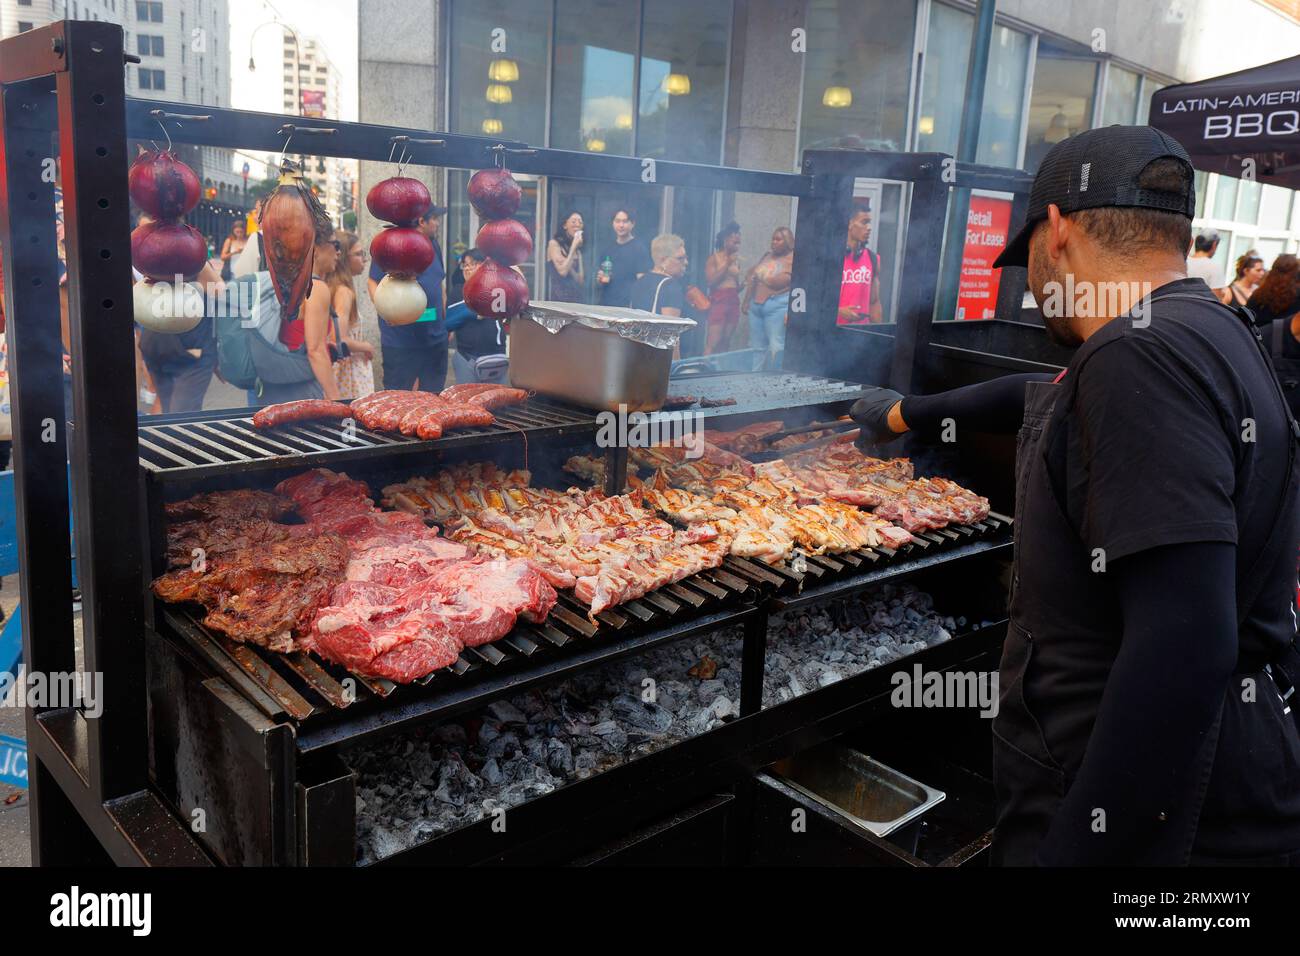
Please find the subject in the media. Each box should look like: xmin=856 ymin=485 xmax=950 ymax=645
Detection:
xmin=1186 ymin=232 xmax=1230 ymax=304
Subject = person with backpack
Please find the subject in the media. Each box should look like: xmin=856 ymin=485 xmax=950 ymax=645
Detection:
xmin=447 ymin=249 xmax=509 ymax=385
xmin=136 ymin=259 xmax=223 ymax=413
xmin=215 ymin=217 xmax=342 ymax=405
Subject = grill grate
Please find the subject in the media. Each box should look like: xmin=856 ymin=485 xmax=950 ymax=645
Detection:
xmin=664 ymin=370 xmax=872 ymax=420
xmin=138 ymin=398 xmax=601 ymax=480
xmin=161 ymin=511 xmax=1012 ymax=737
xmin=137 ymin=373 xmax=875 ymax=481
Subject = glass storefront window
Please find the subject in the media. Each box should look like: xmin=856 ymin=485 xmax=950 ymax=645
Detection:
xmin=799 ymin=0 xmax=917 ymax=152
xmin=1237 ymin=179 xmax=1262 ymax=225
xmin=1259 ymin=184 xmax=1292 ymax=231
xmin=1212 ymin=175 xmax=1239 ymax=221
xmin=1024 ymin=50 xmax=1097 ymax=173
xmin=917 ymin=4 xmax=1030 ymax=168
xmin=1101 ymin=65 xmax=1140 ymax=126
xmin=638 ymin=0 xmax=731 ymax=164
xmin=552 ymin=0 xmax=639 ymax=155
xmin=1194 ymin=170 xmax=1208 ymax=219
xmin=448 ymin=0 xmax=548 ymax=145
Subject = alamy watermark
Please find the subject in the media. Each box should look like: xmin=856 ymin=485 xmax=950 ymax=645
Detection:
xmin=595 ymin=404 xmax=705 ymax=458
xmin=0 ymin=670 xmax=103 ymax=718
xmin=890 ymin=663 xmax=999 ymax=718
xmin=1038 ymin=277 xmax=1155 ymax=328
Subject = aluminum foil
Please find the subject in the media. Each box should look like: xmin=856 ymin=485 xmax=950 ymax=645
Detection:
xmin=525 ymin=300 xmax=696 ymax=351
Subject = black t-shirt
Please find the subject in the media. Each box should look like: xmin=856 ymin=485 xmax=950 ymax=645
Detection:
xmin=1043 ymin=278 xmax=1296 ymax=666
xmin=599 ymin=237 xmax=652 ymax=309
xmin=629 ymin=272 xmax=685 ymax=315
xmin=454 ymin=314 xmax=506 ymax=361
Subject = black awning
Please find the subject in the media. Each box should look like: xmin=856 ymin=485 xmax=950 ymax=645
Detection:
xmin=1149 ymin=54 xmax=1300 ymax=189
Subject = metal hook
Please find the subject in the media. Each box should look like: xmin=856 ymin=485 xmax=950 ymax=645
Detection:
xmin=148 ymin=108 xmax=172 ymax=151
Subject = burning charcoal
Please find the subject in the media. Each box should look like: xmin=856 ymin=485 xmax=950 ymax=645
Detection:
xmin=523 ymin=737 xmax=547 ymax=764
xmin=485 ymin=731 xmax=521 ymax=760
xmin=695 ymin=679 xmax=727 ymax=701
xmin=610 ymin=695 xmax=674 ymax=736
xmin=479 ymin=720 xmax=502 ymax=744
xmin=546 ymin=739 xmax=575 ymax=775
xmin=488 ymin=700 xmax=528 ymax=724
xmin=818 ymin=671 xmax=843 ymax=687
xmin=709 ymin=696 xmax=734 ymax=720
xmin=687 ymin=655 xmax=719 ymax=679
xmin=480 ymin=757 xmax=504 ymax=786
xmin=574 ymin=749 xmax=599 ymax=778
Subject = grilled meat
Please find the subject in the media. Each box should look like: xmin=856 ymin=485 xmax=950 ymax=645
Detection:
xmin=164 ymin=489 xmax=296 ymax=524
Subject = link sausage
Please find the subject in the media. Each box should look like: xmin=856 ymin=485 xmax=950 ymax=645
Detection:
xmin=252 ymin=400 xmax=353 ymax=429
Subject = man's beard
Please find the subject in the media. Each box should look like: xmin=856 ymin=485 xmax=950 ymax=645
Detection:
xmin=1029 ymin=248 xmax=1082 ymax=348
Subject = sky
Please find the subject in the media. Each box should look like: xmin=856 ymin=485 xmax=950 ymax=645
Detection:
xmin=227 ymin=0 xmax=359 ymax=175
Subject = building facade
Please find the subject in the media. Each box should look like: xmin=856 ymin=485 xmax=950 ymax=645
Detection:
xmin=2 ymin=0 xmax=246 ymax=245
xmin=355 ymin=0 xmax=1300 ymax=322
xmin=282 ymin=33 xmax=355 ymax=223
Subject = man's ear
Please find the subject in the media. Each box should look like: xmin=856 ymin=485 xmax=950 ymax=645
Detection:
xmin=1044 ymin=204 xmax=1070 ymax=261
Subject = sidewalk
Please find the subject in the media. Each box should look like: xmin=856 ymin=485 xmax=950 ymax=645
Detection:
xmin=1 ymin=576 xmax=46 ymax=867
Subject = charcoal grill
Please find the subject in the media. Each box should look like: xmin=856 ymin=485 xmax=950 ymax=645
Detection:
xmin=4 ymin=21 xmax=1024 ymax=867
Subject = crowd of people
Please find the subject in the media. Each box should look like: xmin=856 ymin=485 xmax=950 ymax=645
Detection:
xmin=117 ymin=196 xmax=1300 ymax=418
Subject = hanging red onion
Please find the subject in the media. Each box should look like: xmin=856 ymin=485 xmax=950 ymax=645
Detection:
xmin=475 ymin=218 xmax=533 ymax=267
xmin=370 ymin=226 xmax=435 ymax=277
xmin=467 ymin=168 xmax=522 ymax=221
xmin=464 ymin=257 xmax=529 ymax=318
xmin=128 ymin=148 xmax=202 ymax=220
xmin=261 ymin=163 xmax=324 ymax=321
xmin=366 ymin=176 xmax=432 ymax=226
xmin=131 ymin=220 xmax=209 ymax=281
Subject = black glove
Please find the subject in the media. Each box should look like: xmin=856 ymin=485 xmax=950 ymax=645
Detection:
xmin=849 ymin=386 xmax=905 ymax=449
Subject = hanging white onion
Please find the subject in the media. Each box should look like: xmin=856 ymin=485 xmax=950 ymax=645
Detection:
xmin=373 ymin=274 xmax=427 ymax=325
xmin=133 ymin=280 xmax=203 ymax=333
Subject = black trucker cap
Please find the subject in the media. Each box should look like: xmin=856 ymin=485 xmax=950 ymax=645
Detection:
xmin=992 ymin=125 xmax=1196 ymax=270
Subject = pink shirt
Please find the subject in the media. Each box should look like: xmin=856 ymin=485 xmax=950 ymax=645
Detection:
xmin=838 ymin=247 xmax=877 ymax=325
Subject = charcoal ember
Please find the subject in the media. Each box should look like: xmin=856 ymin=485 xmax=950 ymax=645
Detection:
xmin=435 ymin=723 xmax=468 ymax=746
xmin=610 ymin=695 xmax=674 ymax=736
xmin=655 ymin=679 xmax=690 ymax=712
xmin=546 ymin=739 xmax=575 ymax=774
xmin=695 ymin=679 xmax=727 ymax=701
xmin=523 ymin=737 xmax=546 ymax=763
xmin=485 ymin=731 xmax=521 ymax=760
xmin=488 ymin=700 xmax=528 ymax=724
xmin=480 ymin=757 xmax=504 ymax=785
xmin=433 ymin=754 xmax=481 ymax=807
xmin=478 ymin=720 xmax=502 ymax=744
xmin=709 ymin=696 xmax=734 ymax=720
xmin=818 ymin=671 xmax=843 ymax=687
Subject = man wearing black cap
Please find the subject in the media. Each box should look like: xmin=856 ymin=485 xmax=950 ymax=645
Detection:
xmin=851 ymin=126 xmax=1300 ymax=865
xmin=367 ymin=202 xmax=451 ymax=392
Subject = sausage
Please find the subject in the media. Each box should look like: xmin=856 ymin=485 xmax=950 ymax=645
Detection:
xmin=414 ymin=414 xmax=445 ymax=441
xmin=376 ymin=393 xmax=442 ymax=432
xmin=425 ymin=404 xmax=496 ymax=430
xmin=354 ymin=397 xmax=398 ymax=431
xmin=467 ymin=387 xmax=528 ymax=410
xmin=441 ymin=382 xmax=500 ymax=403
xmin=398 ymin=397 xmax=450 ymax=435
xmin=349 ymin=390 xmax=407 ymax=414
xmin=252 ymin=400 xmax=353 ymax=429
xmin=356 ymin=392 xmax=422 ymax=431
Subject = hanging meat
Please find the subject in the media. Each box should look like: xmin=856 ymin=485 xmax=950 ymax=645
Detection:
xmin=260 ymin=160 xmax=327 ymax=322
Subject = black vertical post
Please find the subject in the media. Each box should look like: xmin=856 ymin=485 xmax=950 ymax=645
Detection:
xmin=0 ymin=73 xmax=83 ymax=866
xmin=935 ymin=0 xmax=998 ymax=326
xmin=785 ymin=165 xmax=854 ymax=377
xmin=889 ymin=166 xmax=953 ymax=394
xmin=993 ymin=189 xmax=1031 ymax=321
xmin=55 ymin=20 xmax=147 ymax=801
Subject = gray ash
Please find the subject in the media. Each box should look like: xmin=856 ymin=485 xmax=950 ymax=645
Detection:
xmin=348 ymin=582 xmax=974 ymax=863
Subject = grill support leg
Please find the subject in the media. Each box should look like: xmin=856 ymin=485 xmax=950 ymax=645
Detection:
xmin=603 ymin=445 xmax=628 ymax=496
